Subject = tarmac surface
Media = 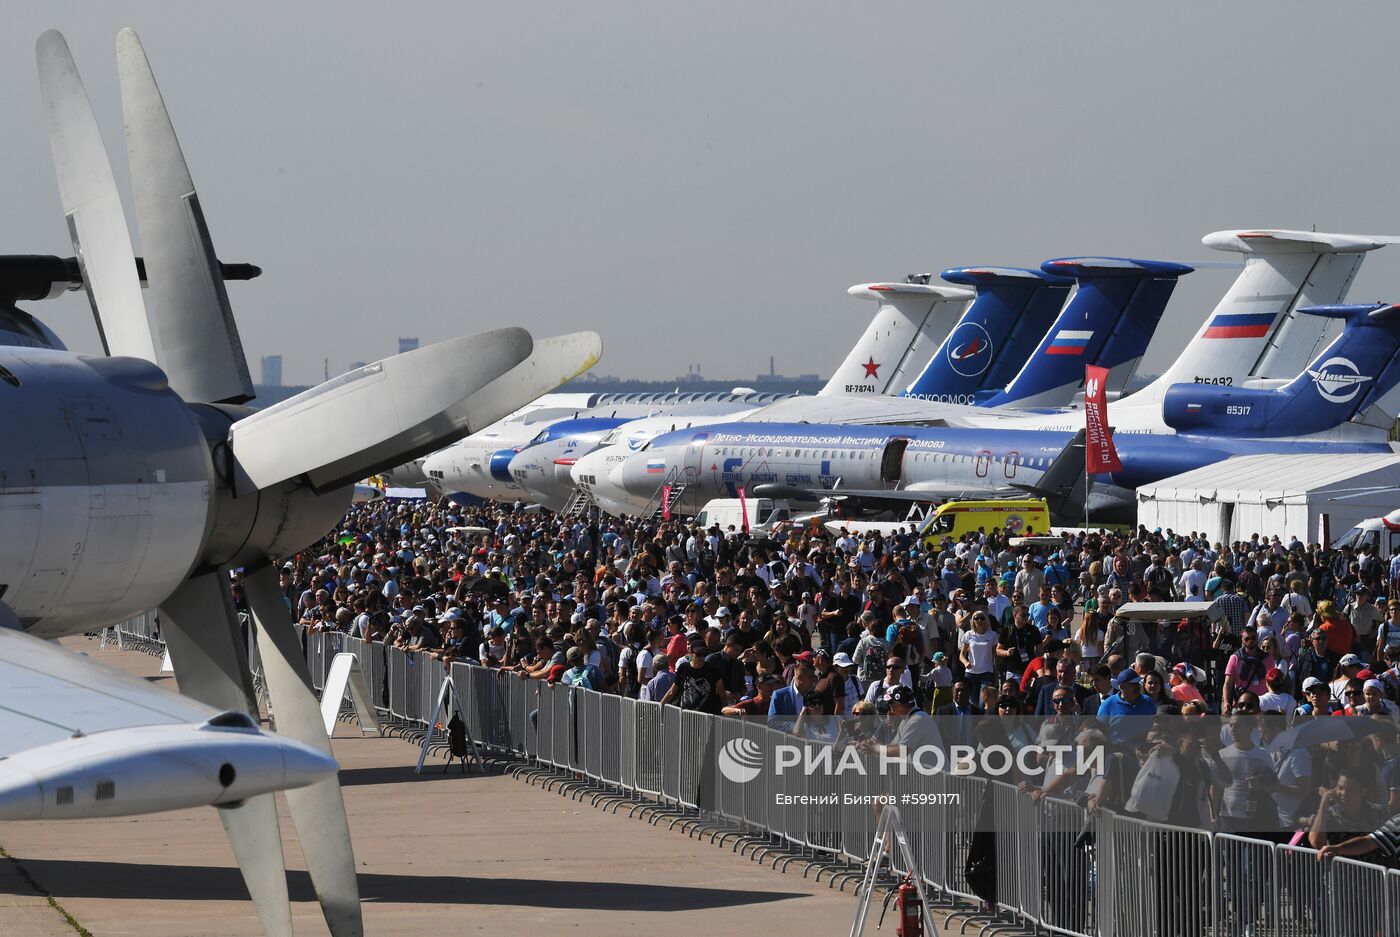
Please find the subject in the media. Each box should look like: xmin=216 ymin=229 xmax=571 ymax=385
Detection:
xmin=0 ymin=637 xmax=998 ymax=936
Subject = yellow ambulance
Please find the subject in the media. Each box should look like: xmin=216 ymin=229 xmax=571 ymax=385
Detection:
xmin=918 ymin=499 xmax=1050 ymax=547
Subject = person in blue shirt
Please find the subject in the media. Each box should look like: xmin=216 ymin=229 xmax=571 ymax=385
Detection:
xmin=1028 ymin=585 xmax=1054 ymax=635
xmin=768 ymin=658 xmax=817 ymax=729
xmin=1097 ymin=668 xmax=1157 ymax=746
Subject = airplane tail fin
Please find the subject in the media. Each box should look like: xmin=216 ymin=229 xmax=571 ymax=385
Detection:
xmin=899 ymin=267 xmax=1072 ymax=404
xmin=1140 ymin=230 xmax=1389 ymax=400
xmin=818 ymin=281 xmax=973 ymax=397
xmin=980 ymin=257 xmax=1193 ymax=408
xmin=1163 ymin=303 xmax=1400 ymax=438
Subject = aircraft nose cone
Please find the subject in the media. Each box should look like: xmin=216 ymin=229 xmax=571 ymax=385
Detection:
xmin=570 ymin=451 xmax=603 ymax=487
xmin=278 ymin=739 xmax=341 ymax=790
xmin=611 ymin=456 xmax=648 ymax=497
xmin=506 ymin=448 xmax=534 ymax=481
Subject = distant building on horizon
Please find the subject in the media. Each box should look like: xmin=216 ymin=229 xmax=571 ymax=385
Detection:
xmin=398 ymin=337 xmax=419 ymax=355
xmin=260 ymin=354 xmax=282 ymax=388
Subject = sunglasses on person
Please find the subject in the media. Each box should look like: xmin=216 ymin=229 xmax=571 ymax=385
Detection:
xmin=1052 ymin=696 xmax=1074 ymax=706
xmin=886 ymin=663 xmax=905 ymax=671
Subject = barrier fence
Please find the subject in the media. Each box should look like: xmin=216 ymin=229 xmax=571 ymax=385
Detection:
xmin=107 ymin=624 xmax=1400 ymax=935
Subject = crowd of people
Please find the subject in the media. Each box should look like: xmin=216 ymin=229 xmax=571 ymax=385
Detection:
xmin=255 ymin=498 xmax=1400 ymax=877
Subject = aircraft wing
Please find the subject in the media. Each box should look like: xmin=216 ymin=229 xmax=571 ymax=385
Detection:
xmin=752 ymin=482 xmax=1022 ymax=512
xmin=0 ymin=624 xmax=336 ymax=820
xmin=827 ymin=484 xmax=1023 ymax=503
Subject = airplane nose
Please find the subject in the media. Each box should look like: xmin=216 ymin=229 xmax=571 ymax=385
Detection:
xmin=506 ymin=448 xmax=534 ymax=482
xmin=611 ymin=456 xmax=645 ymax=497
xmin=277 ymin=738 xmax=341 ymax=791
xmin=487 ymin=447 xmax=517 ymax=484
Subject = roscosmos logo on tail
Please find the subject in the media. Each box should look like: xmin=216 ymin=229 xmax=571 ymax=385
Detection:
xmin=945 ymin=322 xmax=993 ymax=377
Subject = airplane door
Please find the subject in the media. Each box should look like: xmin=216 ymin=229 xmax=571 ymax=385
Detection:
xmin=880 ymin=438 xmax=909 ymax=484
xmin=682 ymin=431 xmax=710 ymax=481
xmin=975 ymin=449 xmax=991 ymax=478
xmin=1004 ymin=450 xmax=1019 ymax=479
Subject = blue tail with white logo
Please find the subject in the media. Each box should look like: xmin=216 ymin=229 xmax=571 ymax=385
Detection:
xmin=1163 ymin=303 xmax=1400 ymax=438
xmin=978 ymin=257 xmax=1194 ymax=409
xmin=899 ymin=267 xmax=1072 ymax=404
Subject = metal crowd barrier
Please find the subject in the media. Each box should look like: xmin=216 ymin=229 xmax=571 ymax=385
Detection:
xmin=100 ymin=610 xmax=164 ymax=655
xmin=108 ymin=625 xmax=1400 ymax=936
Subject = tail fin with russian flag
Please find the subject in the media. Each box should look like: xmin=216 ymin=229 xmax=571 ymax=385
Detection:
xmin=818 ymin=280 xmax=973 ymax=397
xmin=1140 ymin=230 xmax=1390 ymax=397
xmin=1162 ymin=303 xmax=1400 ymax=439
xmin=978 ymin=257 xmax=1193 ymax=408
xmin=898 ymin=266 xmax=1072 ymax=404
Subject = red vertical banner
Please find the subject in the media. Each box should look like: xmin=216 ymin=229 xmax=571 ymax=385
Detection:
xmin=737 ymin=486 xmax=750 ymax=533
xmin=661 ymin=485 xmax=672 ymax=520
xmin=1084 ymin=365 xmax=1122 ymax=474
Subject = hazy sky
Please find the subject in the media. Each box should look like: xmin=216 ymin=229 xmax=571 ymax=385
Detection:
xmin=8 ymin=3 xmax=1400 ymax=386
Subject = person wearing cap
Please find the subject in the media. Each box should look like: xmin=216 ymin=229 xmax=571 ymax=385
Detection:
xmin=858 ymin=684 xmax=941 ymax=758
xmin=809 ymin=648 xmax=847 ymax=715
xmin=920 ymin=651 xmax=954 ymax=713
xmin=1329 ymin=653 xmax=1366 ymax=705
xmin=639 ymin=654 xmax=675 ymax=702
xmin=885 ymin=600 xmax=928 ymax=670
xmin=831 ymin=651 xmax=863 ymax=703
xmin=1096 ymin=668 xmax=1156 ymax=745
xmin=1291 ymin=627 xmax=1332 ymax=699
xmin=1296 ymin=676 xmax=1335 ymax=717
xmin=720 ymin=651 xmax=782 ymax=716
xmin=1258 ymin=667 xmax=1297 ymax=716
xmin=559 ymin=646 xmax=604 ymax=689
xmin=661 ymin=633 xmax=730 ymax=713
xmin=1376 ymin=644 xmax=1400 ymax=701
xmin=1317 ymin=601 xmax=1356 ymax=666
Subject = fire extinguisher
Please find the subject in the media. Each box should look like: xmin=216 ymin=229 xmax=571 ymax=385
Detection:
xmin=896 ymin=875 xmax=923 ymax=936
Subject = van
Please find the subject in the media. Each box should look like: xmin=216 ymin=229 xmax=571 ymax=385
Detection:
xmin=694 ymin=497 xmax=792 ymax=534
xmin=1332 ymin=508 xmax=1400 ymax=561
xmin=918 ymin=499 xmax=1050 ymax=548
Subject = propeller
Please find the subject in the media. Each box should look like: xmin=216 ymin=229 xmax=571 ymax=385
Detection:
xmin=36 ymin=28 xmax=601 ymax=937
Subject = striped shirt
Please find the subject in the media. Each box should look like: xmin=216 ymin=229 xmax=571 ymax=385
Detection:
xmin=1369 ymin=813 xmax=1400 ymax=863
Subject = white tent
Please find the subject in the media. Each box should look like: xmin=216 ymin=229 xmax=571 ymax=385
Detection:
xmin=1136 ymin=453 xmax=1400 ymax=544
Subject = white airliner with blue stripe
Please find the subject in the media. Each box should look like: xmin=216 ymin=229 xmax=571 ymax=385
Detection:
xmin=613 ymin=303 xmax=1400 ymax=522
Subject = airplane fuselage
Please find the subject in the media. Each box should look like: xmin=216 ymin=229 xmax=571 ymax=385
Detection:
xmin=613 ymin=420 xmax=1397 ymax=520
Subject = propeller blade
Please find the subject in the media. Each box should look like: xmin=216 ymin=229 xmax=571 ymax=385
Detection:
xmin=243 ymin=565 xmax=363 ymax=937
xmin=36 ymin=30 xmax=158 ymax=362
xmin=159 ymin=572 xmax=292 ymax=936
xmin=217 ymin=796 xmax=295 ymax=937
xmin=158 ymin=571 xmax=257 ymax=714
xmin=458 ymin=330 xmax=602 ymax=430
xmin=228 ymin=327 xmax=533 ymax=493
xmin=117 ymin=28 xmax=254 ymax=404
